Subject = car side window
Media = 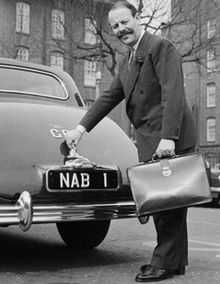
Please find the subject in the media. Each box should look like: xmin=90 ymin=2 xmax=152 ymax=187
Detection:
xmin=0 ymin=66 xmax=68 ymax=100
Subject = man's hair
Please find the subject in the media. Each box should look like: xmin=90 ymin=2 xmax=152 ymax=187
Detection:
xmin=109 ymin=0 xmax=138 ymax=17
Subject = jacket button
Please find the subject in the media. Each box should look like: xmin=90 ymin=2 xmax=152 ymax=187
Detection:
xmin=140 ymin=90 xmax=144 ymax=94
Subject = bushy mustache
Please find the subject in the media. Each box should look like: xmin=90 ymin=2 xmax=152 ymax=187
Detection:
xmin=117 ymin=28 xmax=133 ymax=40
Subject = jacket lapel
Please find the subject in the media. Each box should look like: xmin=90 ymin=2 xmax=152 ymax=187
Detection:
xmin=121 ymin=31 xmax=151 ymax=101
xmin=124 ymin=57 xmax=141 ymax=100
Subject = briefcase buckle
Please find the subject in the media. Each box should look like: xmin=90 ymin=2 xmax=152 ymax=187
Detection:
xmin=160 ymin=159 xmax=172 ymax=177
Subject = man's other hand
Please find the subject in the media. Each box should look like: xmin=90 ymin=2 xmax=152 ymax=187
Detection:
xmin=155 ymin=139 xmax=175 ymax=158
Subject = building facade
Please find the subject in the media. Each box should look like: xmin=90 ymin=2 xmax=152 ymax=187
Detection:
xmin=197 ymin=0 xmax=220 ymax=166
xmin=0 ymin=0 xmax=131 ymax=135
xmin=169 ymin=0 xmax=220 ymax=166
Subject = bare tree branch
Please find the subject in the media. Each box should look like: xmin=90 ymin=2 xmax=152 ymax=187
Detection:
xmin=53 ymin=0 xmax=220 ymax=77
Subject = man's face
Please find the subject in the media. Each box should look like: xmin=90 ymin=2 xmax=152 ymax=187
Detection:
xmin=108 ymin=7 xmax=141 ymax=47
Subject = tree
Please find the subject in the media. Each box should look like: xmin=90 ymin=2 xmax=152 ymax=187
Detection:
xmin=161 ymin=0 xmax=220 ymax=71
xmin=54 ymin=0 xmax=143 ymax=77
xmin=132 ymin=0 xmax=220 ymax=71
xmin=53 ymin=0 xmax=121 ymax=77
xmin=54 ymin=0 xmax=220 ymax=76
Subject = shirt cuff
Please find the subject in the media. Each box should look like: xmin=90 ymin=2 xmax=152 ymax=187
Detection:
xmin=76 ymin=124 xmax=86 ymax=134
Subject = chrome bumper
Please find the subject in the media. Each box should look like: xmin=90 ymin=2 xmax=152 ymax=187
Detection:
xmin=0 ymin=191 xmax=137 ymax=232
xmin=211 ymin=187 xmax=220 ymax=193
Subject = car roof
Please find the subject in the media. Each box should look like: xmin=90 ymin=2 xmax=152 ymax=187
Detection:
xmin=0 ymin=57 xmax=65 ymax=77
xmin=0 ymin=57 xmax=85 ymax=105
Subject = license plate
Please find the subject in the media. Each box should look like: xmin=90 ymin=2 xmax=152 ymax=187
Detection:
xmin=46 ymin=166 xmax=120 ymax=192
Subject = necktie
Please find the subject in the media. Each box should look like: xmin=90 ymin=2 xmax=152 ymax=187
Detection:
xmin=129 ymin=48 xmax=135 ymax=65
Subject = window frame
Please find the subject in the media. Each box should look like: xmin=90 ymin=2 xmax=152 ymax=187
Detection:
xmin=206 ymin=82 xmax=216 ymax=108
xmin=16 ymin=2 xmax=30 ymax=34
xmin=50 ymin=51 xmax=64 ymax=69
xmin=51 ymin=9 xmax=65 ymax=40
xmin=84 ymin=60 xmax=97 ymax=87
xmin=207 ymin=49 xmax=216 ymax=73
xmin=16 ymin=46 xmax=29 ymax=61
xmin=207 ymin=19 xmax=216 ymax=39
xmin=207 ymin=117 xmax=216 ymax=143
xmin=84 ymin=18 xmax=97 ymax=45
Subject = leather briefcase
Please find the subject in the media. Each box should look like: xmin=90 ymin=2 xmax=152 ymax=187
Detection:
xmin=127 ymin=153 xmax=212 ymax=217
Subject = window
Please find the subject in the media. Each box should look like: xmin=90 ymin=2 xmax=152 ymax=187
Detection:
xmin=207 ymin=49 xmax=216 ymax=72
xmin=0 ymin=66 xmax=68 ymax=99
xmin=207 ymin=118 xmax=216 ymax=142
xmin=206 ymin=82 xmax=216 ymax=108
xmin=16 ymin=47 xmax=29 ymax=61
xmin=50 ymin=52 xmax=64 ymax=69
xmin=54 ymin=0 xmax=65 ymax=10
xmin=51 ymin=9 xmax=64 ymax=39
xmin=84 ymin=60 xmax=97 ymax=87
xmin=84 ymin=18 xmax=97 ymax=45
xmin=207 ymin=19 xmax=216 ymax=39
xmin=16 ymin=2 xmax=30 ymax=34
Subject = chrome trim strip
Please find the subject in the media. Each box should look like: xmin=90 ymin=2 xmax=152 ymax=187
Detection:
xmin=0 ymin=201 xmax=137 ymax=228
xmin=210 ymin=187 xmax=220 ymax=193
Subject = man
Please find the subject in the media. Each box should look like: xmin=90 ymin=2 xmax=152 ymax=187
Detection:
xmin=65 ymin=1 xmax=196 ymax=282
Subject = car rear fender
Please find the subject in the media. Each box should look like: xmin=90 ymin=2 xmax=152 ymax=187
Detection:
xmin=0 ymin=101 xmax=138 ymax=195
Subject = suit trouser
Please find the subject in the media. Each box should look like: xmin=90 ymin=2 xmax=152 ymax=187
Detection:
xmin=150 ymin=147 xmax=195 ymax=270
xmin=150 ymin=207 xmax=188 ymax=270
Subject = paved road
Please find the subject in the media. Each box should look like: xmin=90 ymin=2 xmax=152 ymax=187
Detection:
xmin=0 ymin=206 xmax=220 ymax=284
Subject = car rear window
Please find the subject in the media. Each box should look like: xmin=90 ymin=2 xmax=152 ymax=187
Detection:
xmin=0 ymin=66 xmax=68 ymax=99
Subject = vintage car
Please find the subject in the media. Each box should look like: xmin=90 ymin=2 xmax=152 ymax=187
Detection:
xmin=0 ymin=57 xmax=138 ymax=249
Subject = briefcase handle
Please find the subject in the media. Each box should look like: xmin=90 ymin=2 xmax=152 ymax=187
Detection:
xmin=152 ymin=152 xmax=176 ymax=162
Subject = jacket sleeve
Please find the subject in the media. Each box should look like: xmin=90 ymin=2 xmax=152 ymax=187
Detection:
xmin=151 ymin=38 xmax=185 ymax=140
xmin=79 ymin=74 xmax=125 ymax=132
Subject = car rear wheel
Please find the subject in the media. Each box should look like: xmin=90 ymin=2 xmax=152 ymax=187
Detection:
xmin=56 ymin=220 xmax=111 ymax=250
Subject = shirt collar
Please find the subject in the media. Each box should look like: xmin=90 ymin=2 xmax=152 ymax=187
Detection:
xmin=132 ymin=29 xmax=145 ymax=53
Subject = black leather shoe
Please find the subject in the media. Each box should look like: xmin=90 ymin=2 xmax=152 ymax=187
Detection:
xmin=140 ymin=264 xmax=185 ymax=275
xmin=135 ymin=267 xmax=180 ymax=282
xmin=140 ymin=264 xmax=152 ymax=274
xmin=138 ymin=215 xmax=150 ymax=224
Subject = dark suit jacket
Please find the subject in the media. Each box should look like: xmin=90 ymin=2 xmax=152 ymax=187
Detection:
xmin=80 ymin=31 xmax=196 ymax=161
